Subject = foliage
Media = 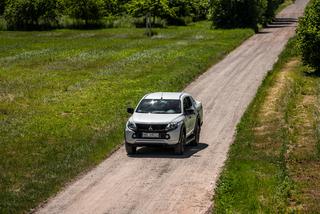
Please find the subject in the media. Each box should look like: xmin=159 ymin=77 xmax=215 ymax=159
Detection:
xmin=1 ymin=0 xmax=212 ymax=29
xmin=297 ymin=0 xmax=320 ymax=70
xmin=127 ymin=0 xmax=173 ymax=22
xmin=0 ymin=0 xmax=5 ymax=15
xmin=210 ymin=0 xmax=258 ymax=30
xmin=61 ymin=0 xmax=105 ymax=24
xmin=103 ymin=0 xmax=130 ymax=15
xmin=4 ymin=0 xmax=59 ymax=30
xmin=210 ymin=0 xmax=284 ymax=30
xmin=263 ymin=0 xmax=284 ymax=23
xmin=167 ymin=0 xmax=209 ymax=25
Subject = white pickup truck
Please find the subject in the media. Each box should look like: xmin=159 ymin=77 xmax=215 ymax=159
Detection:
xmin=125 ymin=92 xmax=203 ymax=155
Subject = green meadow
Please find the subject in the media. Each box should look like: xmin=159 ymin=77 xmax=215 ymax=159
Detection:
xmin=0 ymin=22 xmax=253 ymax=213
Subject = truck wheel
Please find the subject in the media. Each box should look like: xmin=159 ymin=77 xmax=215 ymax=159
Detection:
xmin=125 ymin=142 xmax=136 ymax=155
xmin=190 ymin=122 xmax=200 ymax=146
xmin=174 ymin=129 xmax=185 ymax=155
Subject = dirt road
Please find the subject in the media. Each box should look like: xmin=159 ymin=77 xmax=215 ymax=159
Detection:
xmin=36 ymin=1 xmax=308 ymax=213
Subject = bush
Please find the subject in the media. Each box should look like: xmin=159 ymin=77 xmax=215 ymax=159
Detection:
xmin=166 ymin=0 xmax=208 ymax=25
xmin=62 ymin=0 xmax=105 ymax=25
xmin=297 ymin=0 xmax=320 ymax=70
xmin=103 ymin=0 xmax=129 ymax=16
xmin=0 ymin=0 xmax=5 ymax=15
xmin=263 ymin=0 xmax=284 ymax=24
xmin=210 ymin=0 xmax=284 ymax=30
xmin=210 ymin=0 xmax=261 ymax=30
xmin=127 ymin=0 xmax=173 ymax=24
xmin=4 ymin=0 xmax=59 ymax=30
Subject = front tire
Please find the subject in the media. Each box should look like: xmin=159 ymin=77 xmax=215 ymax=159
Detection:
xmin=174 ymin=129 xmax=185 ymax=155
xmin=125 ymin=142 xmax=136 ymax=155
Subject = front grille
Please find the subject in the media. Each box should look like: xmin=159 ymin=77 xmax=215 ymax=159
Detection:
xmin=136 ymin=124 xmax=168 ymax=132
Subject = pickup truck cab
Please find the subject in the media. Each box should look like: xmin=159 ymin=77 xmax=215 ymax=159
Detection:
xmin=125 ymin=92 xmax=203 ymax=155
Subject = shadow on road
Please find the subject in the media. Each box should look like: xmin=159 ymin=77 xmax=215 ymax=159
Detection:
xmin=257 ymin=17 xmax=298 ymax=34
xmin=128 ymin=143 xmax=208 ymax=159
xmin=266 ymin=17 xmax=297 ymax=28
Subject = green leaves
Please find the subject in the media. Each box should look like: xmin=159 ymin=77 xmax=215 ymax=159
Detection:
xmin=127 ymin=0 xmax=173 ymax=19
xmin=4 ymin=0 xmax=59 ymax=30
xmin=0 ymin=0 xmax=5 ymax=15
xmin=210 ymin=0 xmax=285 ymax=30
xmin=2 ymin=0 xmax=211 ymax=29
xmin=62 ymin=0 xmax=105 ymax=23
xmin=297 ymin=0 xmax=320 ymax=70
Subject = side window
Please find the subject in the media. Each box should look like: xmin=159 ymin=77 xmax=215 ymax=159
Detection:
xmin=190 ymin=97 xmax=196 ymax=106
xmin=183 ymin=97 xmax=193 ymax=111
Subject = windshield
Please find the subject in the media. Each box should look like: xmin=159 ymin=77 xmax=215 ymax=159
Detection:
xmin=136 ymin=99 xmax=181 ymax=114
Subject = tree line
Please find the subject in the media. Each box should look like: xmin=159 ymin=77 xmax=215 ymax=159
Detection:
xmin=0 ymin=0 xmax=287 ymax=30
xmin=0 ymin=0 xmax=209 ymax=30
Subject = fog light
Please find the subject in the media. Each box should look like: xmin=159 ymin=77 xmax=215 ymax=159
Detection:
xmin=132 ymin=134 xmax=136 ymax=138
xmin=165 ymin=134 xmax=170 ymax=139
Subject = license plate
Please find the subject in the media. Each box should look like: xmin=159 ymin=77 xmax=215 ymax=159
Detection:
xmin=142 ymin=132 xmax=159 ymax=138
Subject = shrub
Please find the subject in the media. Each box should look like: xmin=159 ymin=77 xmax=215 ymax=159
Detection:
xmin=127 ymin=0 xmax=174 ymax=24
xmin=0 ymin=0 xmax=5 ymax=15
xmin=210 ymin=0 xmax=261 ymax=30
xmin=104 ymin=0 xmax=129 ymax=16
xmin=62 ymin=0 xmax=105 ymax=25
xmin=263 ymin=0 xmax=284 ymax=24
xmin=4 ymin=0 xmax=59 ymax=30
xmin=210 ymin=0 xmax=283 ymax=30
xmin=167 ymin=0 xmax=208 ymax=25
xmin=297 ymin=0 xmax=320 ymax=70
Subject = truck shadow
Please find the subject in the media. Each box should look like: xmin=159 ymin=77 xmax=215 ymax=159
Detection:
xmin=128 ymin=143 xmax=208 ymax=159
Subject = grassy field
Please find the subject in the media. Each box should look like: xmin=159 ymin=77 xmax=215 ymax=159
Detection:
xmin=0 ymin=22 xmax=254 ymax=213
xmin=213 ymin=37 xmax=320 ymax=213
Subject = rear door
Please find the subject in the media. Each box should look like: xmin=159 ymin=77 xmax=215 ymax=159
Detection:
xmin=183 ymin=96 xmax=196 ymax=137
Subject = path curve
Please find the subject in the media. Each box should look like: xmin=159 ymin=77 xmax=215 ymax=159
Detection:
xmin=36 ymin=1 xmax=308 ymax=213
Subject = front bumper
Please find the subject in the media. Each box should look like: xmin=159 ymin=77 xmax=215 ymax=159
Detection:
xmin=125 ymin=125 xmax=181 ymax=146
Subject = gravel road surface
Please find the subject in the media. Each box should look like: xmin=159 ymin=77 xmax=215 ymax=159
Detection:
xmin=36 ymin=1 xmax=308 ymax=213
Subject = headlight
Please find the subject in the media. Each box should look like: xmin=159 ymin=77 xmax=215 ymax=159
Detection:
xmin=165 ymin=122 xmax=179 ymax=131
xmin=127 ymin=121 xmax=137 ymax=131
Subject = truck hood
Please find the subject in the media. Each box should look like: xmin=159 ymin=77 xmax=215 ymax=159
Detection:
xmin=131 ymin=113 xmax=182 ymax=124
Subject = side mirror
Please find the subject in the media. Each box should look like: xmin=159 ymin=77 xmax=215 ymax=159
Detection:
xmin=185 ymin=108 xmax=195 ymax=115
xmin=127 ymin=107 xmax=134 ymax=114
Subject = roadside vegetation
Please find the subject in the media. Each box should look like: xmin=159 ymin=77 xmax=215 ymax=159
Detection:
xmin=0 ymin=22 xmax=254 ymax=213
xmin=214 ymin=1 xmax=320 ymax=212
xmin=297 ymin=0 xmax=320 ymax=71
xmin=214 ymin=20 xmax=320 ymax=214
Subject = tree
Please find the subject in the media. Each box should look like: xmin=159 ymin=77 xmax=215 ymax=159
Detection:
xmin=263 ymin=0 xmax=284 ymax=24
xmin=167 ymin=0 xmax=209 ymax=25
xmin=0 ymin=0 xmax=6 ymax=15
xmin=104 ymin=0 xmax=130 ymax=15
xmin=4 ymin=0 xmax=59 ymax=29
xmin=297 ymin=0 xmax=320 ymax=70
xmin=62 ymin=0 xmax=105 ymax=25
xmin=127 ymin=0 xmax=174 ymax=23
xmin=210 ymin=0 xmax=261 ymax=30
